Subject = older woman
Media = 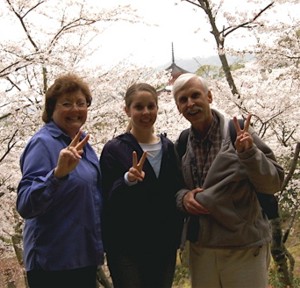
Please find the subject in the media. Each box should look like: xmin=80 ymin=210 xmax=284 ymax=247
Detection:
xmin=17 ymin=74 xmax=104 ymax=288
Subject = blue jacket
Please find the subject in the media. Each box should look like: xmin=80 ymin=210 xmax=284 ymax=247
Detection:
xmin=17 ymin=121 xmax=104 ymax=271
xmin=100 ymin=132 xmax=184 ymax=254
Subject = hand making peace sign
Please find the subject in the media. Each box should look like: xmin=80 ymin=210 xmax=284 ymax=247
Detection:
xmin=127 ymin=151 xmax=148 ymax=182
xmin=54 ymin=130 xmax=89 ymax=178
xmin=232 ymin=114 xmax=254 ymax=153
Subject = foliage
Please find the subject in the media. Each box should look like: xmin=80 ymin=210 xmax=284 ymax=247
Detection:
xmin=195 ymin=64 xmax=221 ymax=78
xmin=269 ymin=263 xmax=300 ymax=288
xmin=173 ymin=264 xmax=190 ymax=287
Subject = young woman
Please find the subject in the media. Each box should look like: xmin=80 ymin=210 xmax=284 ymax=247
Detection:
xmin=100 ymin=83 xmax=183 ymax=288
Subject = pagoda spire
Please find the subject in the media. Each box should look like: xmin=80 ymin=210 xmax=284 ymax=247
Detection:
xmin=165 ymin=42 xmax=190 ymax=85
xmin=171 ymin=42 xmax=175 ymax=64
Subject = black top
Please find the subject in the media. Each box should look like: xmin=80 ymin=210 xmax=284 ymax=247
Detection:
xmin=100 ymin=132 xmax=184 ymax=254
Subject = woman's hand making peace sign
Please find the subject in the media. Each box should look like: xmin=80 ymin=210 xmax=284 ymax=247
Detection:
xmin=127 ymin=151 xmax=147 ymax=182
xmin=54 ymin=130 xmax=89 ymax=178
xmin=232 ymin=114 xmax=254 ymax=153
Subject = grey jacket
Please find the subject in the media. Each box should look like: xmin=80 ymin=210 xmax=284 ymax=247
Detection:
xmin=175 ymin=109 xmax=284 ymax=248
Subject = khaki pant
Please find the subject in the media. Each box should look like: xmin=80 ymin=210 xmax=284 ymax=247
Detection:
xmin=189 ymin=243 xmax=270 ymax=288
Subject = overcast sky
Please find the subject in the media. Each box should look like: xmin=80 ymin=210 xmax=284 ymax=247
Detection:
xmin=1 ymin=0 xmax=299 ymax=69
xmin=93 ymin=0 xmax=299 ymax=69
xmin=93 ymin=0 xmax=217 ymax=68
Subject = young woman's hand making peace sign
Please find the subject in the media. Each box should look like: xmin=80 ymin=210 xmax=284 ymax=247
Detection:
xmin=127 ymin=151 xmax=148 ymax=182
xmin=232 ymin=114 xmax=254 ymax=153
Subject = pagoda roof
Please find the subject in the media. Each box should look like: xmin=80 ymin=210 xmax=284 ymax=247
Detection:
xmin=165 ymin=42 xmax=190 ymax=82
xmin=166 ymin=62 xmax=189 ymax=75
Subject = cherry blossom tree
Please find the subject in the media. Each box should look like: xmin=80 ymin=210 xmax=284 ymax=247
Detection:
xmin=0 ymin=2 xmax=180 ymax=287
xmin=0 ymin=1 xmax=158 ymax=286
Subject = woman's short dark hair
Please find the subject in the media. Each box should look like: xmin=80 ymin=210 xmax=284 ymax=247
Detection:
xmin=42 ymin=73 xmax=92 ymax=123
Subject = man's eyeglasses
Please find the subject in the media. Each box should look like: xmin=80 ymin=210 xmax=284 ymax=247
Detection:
xmin=57 ymin=101 xmax=88 ymax=110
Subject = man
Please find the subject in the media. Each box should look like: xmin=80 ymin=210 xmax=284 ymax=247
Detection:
xmin=172 ymin=73 xmax=284 ymax=288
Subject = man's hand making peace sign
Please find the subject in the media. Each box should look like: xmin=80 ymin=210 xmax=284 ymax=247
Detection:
xmin=127 ymin=151 xmax=147 ymax=182
xmin=232 ymin=114 xmax=254 ymax=153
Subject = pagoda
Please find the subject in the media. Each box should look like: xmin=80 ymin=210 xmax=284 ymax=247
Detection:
xmin=165 ymin=42 xmax=190 ymax=85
